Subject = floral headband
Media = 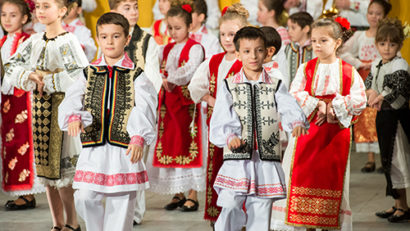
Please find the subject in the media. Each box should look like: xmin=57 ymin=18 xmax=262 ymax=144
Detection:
xmin=335 ymin=16 xmax=350 ymax=30
xmin=25 ymin=0 xmax=35 ymax=13
xmin=181 ymin=4 xmax=192 ymax=13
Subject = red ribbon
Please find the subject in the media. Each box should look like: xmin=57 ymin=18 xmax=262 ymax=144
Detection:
xmin=181 ymin=4 xmax=192 ymax=13
xmin=335 ymin=16 xmax=351 ymax=30
xmin=221 ymin=6 xmax=229 ymax=16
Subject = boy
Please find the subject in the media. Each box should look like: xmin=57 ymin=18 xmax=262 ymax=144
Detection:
xmin=58 ymin=12 xmax=157 ymax=231
xmin=285 ymin=12 xmax=314 ymax=83
xmin=110 ymin=0 xmax=162 ymax=93
xmin=209 ymin=26 xmax=308 ymax=231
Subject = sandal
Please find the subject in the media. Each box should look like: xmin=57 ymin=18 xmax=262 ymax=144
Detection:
xmin=164 ymin=196 xmax=186 ymax=210
xmin=51 ymin=226 xmax=62 ymax=231
xmin=181 ymin=198 xmax=199 ymax=212
xmin=5 ymin=195 xmax=36 ymax=210
xmin=64 ymin=224 xmax=81 ymax=231
xmin=361 ymin=161 xmax=375 ymax=173
xmin=375 ymin=206 xmax=396 ymax=218
xmin=388 ymin=208 xmax=410 ymax=223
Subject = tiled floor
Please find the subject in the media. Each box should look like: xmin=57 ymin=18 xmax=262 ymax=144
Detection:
xmin=1 ymin=151 xmax=409 ymax=230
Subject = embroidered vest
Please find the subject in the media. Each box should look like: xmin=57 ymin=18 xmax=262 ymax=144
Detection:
xmin=126 ymin=25 xmax=151 ymax=69
xmin=285 ymin=42 xmax=313 ymax=82
xmin=223 ymin=75 xmax=281 ymax=161
xmin=81 ymin=65 xmax=143 ymax=148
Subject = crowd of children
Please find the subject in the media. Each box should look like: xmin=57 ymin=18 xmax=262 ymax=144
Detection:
xmin=0 ymin=0 xmax=409 ymax=231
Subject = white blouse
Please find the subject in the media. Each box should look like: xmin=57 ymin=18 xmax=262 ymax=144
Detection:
xmin=189 ymin=25 xmax=223 ymax=59
xmin=340 ymin=31 xmax=379 ymax=69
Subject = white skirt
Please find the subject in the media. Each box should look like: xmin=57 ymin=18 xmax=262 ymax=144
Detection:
xmin=355 ymin=142 xmax=380 ymax=153
xmin=214 ymin=151 xmax=286 ymax=199
xmin=270 ymin=136 xmax=352 ymax=231
xmin=73 ymin=143 xmax=149 ymax=193
xmin=391 ymin=122 xmax=410 ymax=189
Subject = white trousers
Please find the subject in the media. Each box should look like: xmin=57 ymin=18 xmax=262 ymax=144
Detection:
xmin=74 ymin=189 xmax=137 ymax=231
xmin=133 ymin=190 xmax=145 ymax=223
xmin=215 ymin=189 xmax=274 ymax=231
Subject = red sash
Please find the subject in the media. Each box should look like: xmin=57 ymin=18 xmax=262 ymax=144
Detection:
xmin=286 ymin=58 xmax=353 ymax=229
xmin=204 ymin=52 xmax=242 ymax=221
xmin=1 ymin=33 xmax=34 ymax=192
xmin=153 ymin=20 xmax=171 ymax=45
xmin=153 ymin=39 xmax=204 ymax=168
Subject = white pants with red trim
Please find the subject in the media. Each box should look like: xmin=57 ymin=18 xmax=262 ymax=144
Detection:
xmin=215 ymin=189 xmax=274 ymax=231
xmin=74 ymin=189 xmax=137 ymax=231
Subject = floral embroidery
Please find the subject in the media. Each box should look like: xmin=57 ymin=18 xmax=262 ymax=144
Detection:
xmin=15 ymin=110 xmax=28 ymax=123
xmin=3 ymin=99 xmax=10 ymax=113
xmin=74 ymin=170 xmax=148 ymax=186
xmin=8 ymin=157 xmax=18 ymax=170
xmin=18 ymin=169 xmax=30 ymax=182
xmin=18 ymin=142 xmax=30 ymax=155
xmin=6 ymin=128 xmax=15 ymax=142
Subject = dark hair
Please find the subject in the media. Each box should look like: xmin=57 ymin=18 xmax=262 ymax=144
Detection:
xmin=260 ymin=26 xmax=281 ymax=55
xmin=311 ymin=18 xmax=353 ymax=53
xmin=289 ymin=12 xmax=313 ymax=34
xmin=167 ymin=0 xmax=193 ymax=26
xmin=376 ymin=18 xmax=405 ymax=46
xmin=108 ymin=0 xmax=137 ymax=10
xmin=234 ymin=26 xmax=267 ymax=51
xmin=261 ymin=0 xmax=284 ymax=23
xmin=0 ymin=0 xmax=32 ymax=25
xmin=369 ymin=0 xmax=392 ymax=16
xmin=96 ymin=12 xmax=130 ymax=37
xmin=192 ymin=0 xmax=207 ymax=22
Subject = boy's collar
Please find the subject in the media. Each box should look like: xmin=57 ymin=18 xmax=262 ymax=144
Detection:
xmin=92 ymin=53 xmax=135 ymax=70
xmin=232 ymin=68 xmax=272 ymax=84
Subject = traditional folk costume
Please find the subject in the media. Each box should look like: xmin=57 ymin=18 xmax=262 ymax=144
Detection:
xmin=325 ymin=0 xmax=370 ymax=29
xmin=271 ymin=58 xmax=366 ymax=231
xmin=284 ymin=40 xmax=314 ymax=85
xmin=341 ymin=31 xmax=380 ymax=153
xmin=189 ymin=25 xmax=223 ymax=59
xmin=62 ymin=18 xmax=97 ymax=62
xmin=2 ymin=32 xmax=88 ymax=188
xmin=152 ymin=19 xmax=172 ymax=45
xmin=364 ymin=56 xmax=410 ymax=199
xmin=287 ymin=0 xmax=323 ymax=19
xmin=0 ymin=32 xmax=46 ymax=197
xmin=58 ymin=54 xmax=157 ymax=231
xmin=277 ymin=26 xmax=291 ymax=46
xmin=188 ymin=52 xmax=242 ymax=221
xmin=147 ymin=39 xmax=205 ymax=194
xmin=209 ymin=69 xmax=307 ymax=231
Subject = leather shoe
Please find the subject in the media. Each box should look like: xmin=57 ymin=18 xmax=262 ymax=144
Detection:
xmin=164 ymin=196 xmax=186 ymax=210
xmin=388 ymin=208 xmax=410 ymax=223
xmin=181 ymin=199 xmax=199 ymax=212
xmin=375 ymin=206 xmax=396 ymax=218
xmin=361 ymin=162 xmax=375 ymax=173
xmin=5 ymin=196 xmax=36 ymax=210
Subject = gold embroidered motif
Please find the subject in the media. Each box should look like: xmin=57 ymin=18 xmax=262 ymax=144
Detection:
xmin=209 ymin=74 xmax=216 ymax=95
xmin=181 ymin=85 xmax=191 ymax=99
xmin=15 ymin=110 xmax=28 ymax=124
xmin=291 ymin=186 xmax=342 ymax=198
xmin=18 ymin=169 xmax=30 ymax=182
xmin=4 ymin=172 xmax=8 ymax=184
xmin=18 ymin=142 xmax=30 ymax=155
xmin=8 ymin=157 xmax=18 ymax=170
xmin=288 ymin=214 xmax=338 ymax=226
xmin=2 ymin=99 xmax=10 ymax=113
xmin=207 ymin=206 xmax=220 ymax=217
xmin=289 ymin=196 xmax=339 ymax=215
xmin=5 ymin=128 xmax=15 ymax=142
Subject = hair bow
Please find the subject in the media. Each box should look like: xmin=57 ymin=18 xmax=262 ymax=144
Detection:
xmin=335 ymin=16 xmax=351 ymax=30
xmin=221 ymin=6 xmax=228 ymax=16
xmin=181 ymin=4 xmax=192 ymax=13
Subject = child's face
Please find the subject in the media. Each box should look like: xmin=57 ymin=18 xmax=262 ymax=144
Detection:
xmin=158 ymin=0 xmax=170 ymax=16
xmin=191 ymin=12 xmax=204 ymax=31
xmin=35 ymin=0 xmax=67 ymax=25
xmin=236 ymin=38 xmax=267 ymax=73
xmin=220 ymin=19 xmax=242 ymax=54
xmin=367 ymin=3 xmax=385 ymax=29
xmin=311 ymin=26 xmax=341 ymax=62
xmin=257 ymin=1 xmax=273 ymax=25
xmin=167 ymin=15 xmax=189 ymax=43
xmin=112 ymin=0 xmax=139 ymax=28
xmin=1 ymin=2 xmax=28 ymax=34
xmin=97 ymin=24 xmax=130 ymax=62
xmin=287 ymin=19 xmax=308 ymax=43
xmin=376 ymin=40 xmax=400 ymax=63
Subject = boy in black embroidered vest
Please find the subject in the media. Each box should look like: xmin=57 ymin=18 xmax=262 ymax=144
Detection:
xmin=110 ymin=0 xmax=162 ymax=93
xmin=209 ymin=26 xmax=308 ymax=231
xmin=58 ymin=12 xmax=157 ymax=231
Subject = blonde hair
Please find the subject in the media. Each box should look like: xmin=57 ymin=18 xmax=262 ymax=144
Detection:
xmin=219 ymin=3 xmax=249 ymax=28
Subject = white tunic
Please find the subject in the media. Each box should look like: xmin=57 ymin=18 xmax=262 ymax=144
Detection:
xmin=189 ymin=25 xmax=223 ymax=59
xmin=62 ymin=18 xmax=97 ymax=62
xmin=325 ymin=0 xmax=370 ymax=27
xmin=58 ymin=55 xmax=157 ymax=193
xmin=340 ymin=31 xmax=379 ymax=69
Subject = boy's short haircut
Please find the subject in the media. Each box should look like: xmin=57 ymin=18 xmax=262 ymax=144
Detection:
xmin=108 ymin=0 xmax=137 ymax=10
xmin=260 ymin=26 xmax=281 ymax=55
xmin=193 ymin=0 xmax=207 ymax=22
xmin=234 ymin=26 xmax=267 ymax=51
xmin=96 ymin=12 xmax=130 ymax=37
xmin=288 ymin=12 xmax=314 ymax=31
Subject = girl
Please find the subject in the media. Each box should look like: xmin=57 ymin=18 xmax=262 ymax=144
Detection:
xmin=152 ymin=0 xmax=172 ymax=45
xmin=188 ymin=3 xmax=247 ymax=223
xmin=341 ymin=0 xmax=391 ymax=173
xmin=0 ymin=0 xmax=45 ymax=211
xmin=257 ymin=0 xmax=290 ymax=45
xmin=1 ymin=0 xmax=89 ymax=230
xmin=367 ymin=18 xmax=410 ymax=223
xmin=147 ymin=0 xmax=205 ymax=212
xmin=271 ymin=18 xmax=366 ymax=231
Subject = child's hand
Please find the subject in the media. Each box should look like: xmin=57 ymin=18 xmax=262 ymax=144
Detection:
xmin=162 ymin=79 xmax=175 ymax=92
xmin=28 ymin=72 xmax=44 ymax=96
xmin=366 ymin=89 xmax=378 ymax=105
xmin=359 ymin=62 xmax=371 ymax=70
xmin=326 ymin=102 xmax=338 ymax=124
xmin=126 ymin=144 xmax=144 ymax=164
xmin=316 ymin=101 xmax=327 ymax=126
xmin=68 ymin=121 xmax=84 ymax=137
xmin=292 ymin=126 xmax=308 ymax=137
xmin=201 ymin=94 xmax=216 ymax=107
xmin=228 ymin=136 xmax=244 ymax=150
xmin=370 ymin=94 xmax=384 ymax=111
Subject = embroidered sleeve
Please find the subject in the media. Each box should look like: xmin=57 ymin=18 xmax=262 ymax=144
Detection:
xmin=209 ymin=80 xmax=242 ymax=148
xmin=381 ymin=70 xmax=410 ymax=109
xmin=188 ymin=59 xmax=211 ymax=103
xmin=364 ymin=71 xmax=374 ymax=90
xmin=340 ymin=32 xmax=362 ymax=69
xmin=143 ymin=38 xmax=162 ymax=93
xmin=130 ymin=135 xmax=145 ymax=147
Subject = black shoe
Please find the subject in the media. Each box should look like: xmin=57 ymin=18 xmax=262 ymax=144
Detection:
xmin=164 ymin=196 xmax=186 ymax=210
xmin=5 ymin=196 xmax=36 ymax=210
xmin=361 ymin=162 xmax=375 ymax=173
xmin=51 ymin=226 xmax=62 ymax=231
xmin=388 ymin=208 xmax=410 ymax=223
xmin=376 ymin=206 xmax=396 ymax=218
xmin=133 ymin=220 xmax=141 ymax=226
xmin=377 ymin=166 xmax=384 ymax=174
xmin=64 ymin=224 xmax=81 ymax=231
xmin=181 ymin=199 xmax=199 ymax=212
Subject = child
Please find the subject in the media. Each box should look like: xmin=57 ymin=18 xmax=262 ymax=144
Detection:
xmin=62 ymin=0 xmax=97 ymax=62
xmin=146 ymin=0 xmax=205 ymax=212
xmin=209 ymin=26 xmax=308 ymax=231
xmin=367 ymin=18 xmax=410 ymax=223
xmin=257 ymin=0 xmax=290 ymax=45
xmin=0 ymin=0 xmax=45 ymax=211
xmin=271 ymin=18 xmax=367 ymax=231
xmin=189 ymin=0 xmax=222 ymax=59
xmin=285 ymin=12 xmax=314 ymax=84
xmin=325 ymin=0 xmax=370 ymax=30
xmin=188 ymin=2 xmax=247 ymax=223
xmin=1 ymin=0 xmax=89 ymax=230
xmin=58 ymin=12 xmax=157 ymax=231
xmin=284 ymin=0 xmax=323 ymax=20
xmin=341 ymin=0 xmax=391 ymax=173
xmin=152 ymin=0 xmax=172 ymax=45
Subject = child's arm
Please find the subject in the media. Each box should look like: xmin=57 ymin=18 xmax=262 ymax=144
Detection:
xmin=339 ymin=32 xmax=364 ymax=69
xmin=209 ymin=79 xmax=242 ymax=148
xmin=188 ymin=59 xmax=212 ymax=104
xmin=144 ymin=37 xmax=163 ymax=93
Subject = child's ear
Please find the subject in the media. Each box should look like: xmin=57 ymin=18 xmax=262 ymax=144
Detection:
xmin=126 ymin=34 xmax=131 ymax=46
xmin=335 ymin=38 xmax=342 ymax=50
xmin=267 ymin=47 xmax=276 ymax=58
xmin=199 ymin=13 xmax=205 ymax=23
xmin=235 ymin=50 xmax=241 ymax=61
xmin=77 ymin=6 xmax=83 ymax=15
xmin=22 ymin=14 xmax=28 ymax=25
xmin=302 ymin=25 xmax=310 ymax=34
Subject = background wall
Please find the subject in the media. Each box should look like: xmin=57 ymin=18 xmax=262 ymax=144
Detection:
xmin=389 ymin=0 xmax=410 ymax=63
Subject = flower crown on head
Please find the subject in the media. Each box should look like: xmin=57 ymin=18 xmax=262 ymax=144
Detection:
xmin=25 ymin=0 xmax=35 ymax=13
xmin=403 ymin=22 xmax=410 ymax=39
xmin=181 ymin=4 xmax=192 ymax=13
xmin=335 ymin=16 xmax=351 ymax=30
